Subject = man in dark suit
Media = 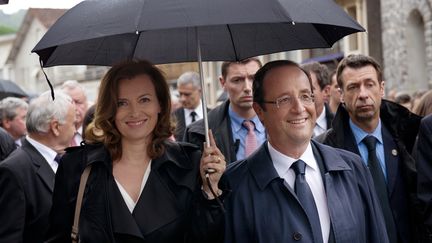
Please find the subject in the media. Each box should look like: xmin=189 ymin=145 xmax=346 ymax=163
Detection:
xmin=184 ymin=58 xmax=266 ymax=163
xmin=0 ymin=91 xmax=77 ymax=243
xmin=415 ymin=114 xmax=432 ymax=242
xmin=301 ymin=62 xmax=334 ymax=137
xmin=0 ymin=126 xmax=16 ymax=161
xmin=172 ymin=71 xmax=203 ymax=141
xmin=318 ymin=54 xmax=421 ymax=243
xmin=223 ymin=60 xmax=388 ymax=242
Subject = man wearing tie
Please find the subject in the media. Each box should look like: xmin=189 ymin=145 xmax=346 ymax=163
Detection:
xmin=318 ymin=54 xmax=421 ymax=243
xmin=0 ymin=91 xmax=76 ymax=243
xmin=222 ymin=60 xmax=388 ymax=243
xmin=172 ymin=71 xmax=204 ymax=141
xmin=184 ymin=58 xmax=266 ymax=162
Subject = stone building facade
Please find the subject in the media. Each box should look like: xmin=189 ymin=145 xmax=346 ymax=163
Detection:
xmin=381 ymin=0 xmax=432 ymax=93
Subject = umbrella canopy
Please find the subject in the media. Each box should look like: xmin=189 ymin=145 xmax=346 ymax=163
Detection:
xmin=0 ymin=80 xmax=28 ymax=100
xmin=32 ymin=0 xmax=364 ymax=67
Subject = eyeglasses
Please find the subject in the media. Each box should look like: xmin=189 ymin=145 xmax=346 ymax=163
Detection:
xmin=261 ymin=93 xmax=314 ymax=108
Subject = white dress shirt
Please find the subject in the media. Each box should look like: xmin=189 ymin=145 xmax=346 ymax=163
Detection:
xmin=115 ymin=161 xmax=152 ymax=213
xmin=313 ymin=106 xmax=327 ymax=137
xmin=26 ymin=135 xmax=59 ymax=173
xmin=269 ymin=142 xmax=330 ymax=243
xmin=184 ymin=101 xmax=203 ymax=126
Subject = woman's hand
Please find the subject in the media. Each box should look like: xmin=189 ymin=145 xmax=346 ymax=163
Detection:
xmin=200 ymin=130 xmax=226 ymax=199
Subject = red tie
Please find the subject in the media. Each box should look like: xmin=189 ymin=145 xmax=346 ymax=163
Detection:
xmin=243 ymin=120 xmax=257 ymax=157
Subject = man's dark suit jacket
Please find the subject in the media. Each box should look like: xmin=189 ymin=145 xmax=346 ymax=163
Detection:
xmin=415 ymin=114 xmax=432 ymax=241
xmin=184 ymin=100 xmax=239 ymax=163
xmin=0 ymin=138 xmax=55 ymax=243
xmin=0 ymin=126 xmax=16 ymax=161
xmin=318 ymin=100 xmax=421 ymax=243
xmin=324 ymin=103 xmax=334 ymax=130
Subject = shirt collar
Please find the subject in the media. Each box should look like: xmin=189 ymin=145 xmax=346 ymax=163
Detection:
xmin=269 ymin=141 xmax=317 ymax=177
xmin=349 ymin=118 xmax=383 ymax=145
xmin=26 ymin=135 xmax=58 ymax=164
xmin=185 ymin=101 xmax=203 ymax=118
xmin=315 ymin=106 xmax=327 ymax=130
xmin=228 ymin=105 xmax=265 ymax=133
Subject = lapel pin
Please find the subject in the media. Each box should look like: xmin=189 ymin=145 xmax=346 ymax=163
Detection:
xmin=392 ymin=149 xmax=398 ymax=156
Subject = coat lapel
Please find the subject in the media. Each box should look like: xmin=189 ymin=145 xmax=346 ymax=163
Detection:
xmin=381 ymin=126 xmax=398 ymax=196
xmin=108 ymin=177 xmax=145 ymax=239
xmin=22 ymin=139 xmax=55 ymax=192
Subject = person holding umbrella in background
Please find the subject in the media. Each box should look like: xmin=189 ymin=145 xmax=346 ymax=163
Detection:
xmin=221 ymin=60 xmax=389 ymax=243
xmin=45 ymin=60 xmax=226 ymax=243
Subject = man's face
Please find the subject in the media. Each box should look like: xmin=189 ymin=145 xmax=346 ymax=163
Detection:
xmin=56 ymin=103 xmax=78 ymax=150
xmin=340 ymin=65 xmax=384 ymax=126
xmin=3 ymin=107 xmax=27 ymax=140
xmin=254 ymin=65 xmax=316 ymax=150
xmin=220 ymin=61 xmax=261 ymax=114
xmin=65 ymin=88 xmax=88 ymax=128
xmin=310 ymin=72 xmax=325 ymax=117
xmin=178 ymin=82 xmax=201 ymax=110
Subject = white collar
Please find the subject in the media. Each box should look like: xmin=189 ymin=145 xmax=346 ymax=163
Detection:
xmin=269 ymin=141 xmax=318 ymax=177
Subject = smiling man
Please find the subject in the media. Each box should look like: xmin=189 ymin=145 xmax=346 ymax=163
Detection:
xmin=318 ymin=54 xmax=421 ymax=243
xmin=184 ymin=58 xmax=265 ymax=162
xmin=222 ymin=60 xmax=389 ymax=243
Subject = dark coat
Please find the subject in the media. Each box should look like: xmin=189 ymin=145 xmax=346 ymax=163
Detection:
xmin=0 ymin=126 xmax=16 ymax=161
xmin=45 ymin=141 xmax=224 ymax=243
xmin=324 ymin=103 xmax=334 ymax=130
xmin=184 ymin=100 xmax=238 ymax=162
xmin=414 ymin=114 xmax=432 ymax=241
xmin=172 ymin=107 xmax=187 ymax=141
xmin=0 ymin=139 xmax=55 ymax=243
xmin=317 ymin=100 xmax=421 ymax=243
xmin=223 ymin=141 xmax=389 ymax=243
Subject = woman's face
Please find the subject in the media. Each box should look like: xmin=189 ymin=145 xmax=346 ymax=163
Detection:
xmin=115 ymin=74 xmax=161 ymax=143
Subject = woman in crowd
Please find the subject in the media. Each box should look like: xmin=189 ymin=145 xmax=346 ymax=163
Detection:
xmin=45 ymin=60 xmax=226 ymax=243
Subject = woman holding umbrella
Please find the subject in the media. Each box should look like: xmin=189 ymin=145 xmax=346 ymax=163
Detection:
xmin=45 ymin=60 xmax=226 ymax=243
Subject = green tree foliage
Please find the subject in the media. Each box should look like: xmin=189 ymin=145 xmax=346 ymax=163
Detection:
xmin=0 ymin=25 xmax=15 ymax=35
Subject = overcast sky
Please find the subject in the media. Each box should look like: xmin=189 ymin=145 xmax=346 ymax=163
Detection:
xmin=0 ymin=0 xmax=84 ymax=14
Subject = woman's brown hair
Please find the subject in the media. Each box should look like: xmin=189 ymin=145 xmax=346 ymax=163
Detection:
xmin=86 ymin=60 xmax=174 ymax=160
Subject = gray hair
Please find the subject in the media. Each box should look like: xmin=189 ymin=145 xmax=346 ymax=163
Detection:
xmin=0 ymin=97 xmax=28 ymax=123
xmin=26 ymin=91 xmax=73 ymax=134
xmin=61 ymin=80 xmax=87 ymax=95
xmin=177 ymin=71 xmax=201 ymax=89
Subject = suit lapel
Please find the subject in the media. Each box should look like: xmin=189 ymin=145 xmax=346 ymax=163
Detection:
xmin=22 ymin=139 xmax=55 ymax=192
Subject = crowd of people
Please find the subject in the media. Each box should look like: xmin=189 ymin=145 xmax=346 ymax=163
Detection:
xmin=0 ymin=54 xmax=431 ymax=243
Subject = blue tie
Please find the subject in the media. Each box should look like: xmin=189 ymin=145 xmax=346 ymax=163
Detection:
xmin=291 ymin=160 xmax=323 ymax=243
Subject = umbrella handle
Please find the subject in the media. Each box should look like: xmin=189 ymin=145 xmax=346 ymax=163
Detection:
xmin=197 ymin=31 xmax=215 ymax=174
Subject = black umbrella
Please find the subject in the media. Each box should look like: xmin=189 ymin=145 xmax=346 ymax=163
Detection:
xmin=0 ymin=80 xmax=28 ymax=100
xmin=32 ymin=0 xmax=364 ymax=144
